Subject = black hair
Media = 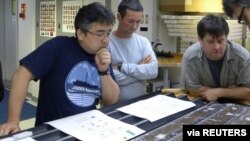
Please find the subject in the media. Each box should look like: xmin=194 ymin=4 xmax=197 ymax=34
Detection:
xmin=197 ymin=14 xmax=229 ymax=39
xmin=118 ymin=0 xmax=143 ymax=18
xmin=223 ymin=0 xmax=250 ymax=18
xmin=74 ymin=2 xmax=115 ymax=34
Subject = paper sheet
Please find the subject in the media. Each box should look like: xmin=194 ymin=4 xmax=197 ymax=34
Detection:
xmin=46 ymin=110 xmax=145 ymax=141
xmin=117 ymin=95 xmax=196 ymax=122
xmin=19 ymin=137 xmax=37 ymax=141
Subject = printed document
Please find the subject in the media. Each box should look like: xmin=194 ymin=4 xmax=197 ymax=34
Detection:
xmin=46 ymin=110 xmax=145 ymax=141
xmin=117 ymin=95 xmax=196 ymax=122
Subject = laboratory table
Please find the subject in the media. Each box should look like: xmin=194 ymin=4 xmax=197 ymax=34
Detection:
xmin=1 ymin=91 xmax=250 ymax=141
xmin=157 ymin=53 xmax=183 ymax=88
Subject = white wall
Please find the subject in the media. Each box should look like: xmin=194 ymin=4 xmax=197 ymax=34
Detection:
xmin=137 ymin=0 xmax=158 ymax=42
xmin=110 ymin=0 xmax=120 ymax=31
xmin=17 ymin=0 xmax=38 ymax=97
xmin=0 ymin=0 xmax=39 ymax=97
xmin=0 ymin=0 xmax=5 ymax=79
xmin=18 ymin=0 xmax=35 ymax=60
xmin=4 ymin=0 xmax=18 ymax=87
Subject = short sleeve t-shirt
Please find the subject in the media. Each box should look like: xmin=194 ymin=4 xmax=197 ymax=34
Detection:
xmin=20 ymin=36 xmax=115 ymax=125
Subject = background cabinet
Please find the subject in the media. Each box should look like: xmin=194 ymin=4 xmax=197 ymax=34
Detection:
xmin=159 ymin=0 xmax=223 ymax=13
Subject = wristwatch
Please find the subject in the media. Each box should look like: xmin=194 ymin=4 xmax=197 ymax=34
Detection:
xmin=117 ymin=63 xmax=122 ymax=72
xmin=98 ymin=68 xmax=110 ymax=76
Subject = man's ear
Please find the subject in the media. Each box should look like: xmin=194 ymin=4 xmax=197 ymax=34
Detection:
xmin=198 ymin=36 xmax=202 ymax=42
xmin=117 ymin=12 xmax=121 ymax=21
xmin=76 ymin=29 xmax=83 ymax=40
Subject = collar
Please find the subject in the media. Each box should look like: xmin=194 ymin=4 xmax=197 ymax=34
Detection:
xmin=197 ymin=40 xmax=233 ymax=62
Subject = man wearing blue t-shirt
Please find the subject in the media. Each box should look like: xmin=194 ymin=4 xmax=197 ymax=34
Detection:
xmin=0 ymin=2 xmax=119 ymax=136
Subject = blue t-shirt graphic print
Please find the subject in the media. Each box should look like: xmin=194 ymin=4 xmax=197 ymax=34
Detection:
xmin=65 ymin=61 xmax=101 ymax=107
xmin=19 ymin=36 xmax=117 ymax=125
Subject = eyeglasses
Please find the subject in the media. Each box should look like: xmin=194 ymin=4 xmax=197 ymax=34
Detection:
xmin=86 ymin=30 xmax=112 ymax=40
xmin=238 ymin=7 xmax=246 ymax=24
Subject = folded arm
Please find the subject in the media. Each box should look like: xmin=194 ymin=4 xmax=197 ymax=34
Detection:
xmin=119 ymin=54 xmax=158 ymax=80
xmin=113 ymin=53 xmax=158 ymax=86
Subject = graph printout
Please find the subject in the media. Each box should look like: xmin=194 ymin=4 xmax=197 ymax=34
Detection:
xmin=47 ymin=110 xmax=145 ymax=141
